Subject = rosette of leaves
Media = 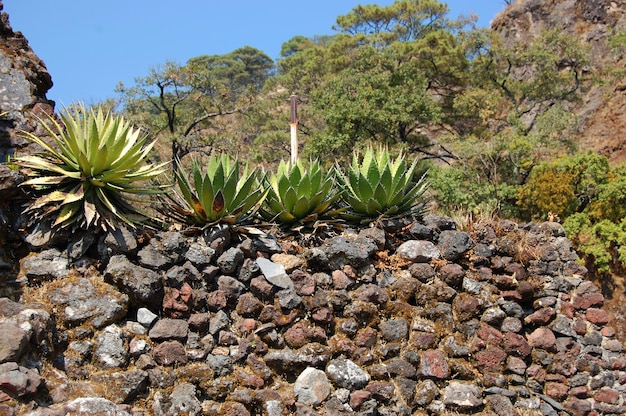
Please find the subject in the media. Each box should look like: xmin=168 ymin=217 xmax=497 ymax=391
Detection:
xmin=336 ymin=146 xmax=429 ymax=223
xmin=164 ymin=154 xmax=266 ymax=226
xmin=260 ymin=159 xmax=341 ymax=225
xmin=17 ymin=105 xmax=167 ymax=231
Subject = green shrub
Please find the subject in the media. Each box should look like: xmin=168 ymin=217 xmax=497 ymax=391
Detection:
xmin=517 ymin=166 xmax=577 ymax=219
xmin=564 ymin=214 xmax=626 ymax=274
xmin=18 ymin=105 xmax=167 ymax=231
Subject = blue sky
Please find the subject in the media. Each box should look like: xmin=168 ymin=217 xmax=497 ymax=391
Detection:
xmin=4 ymin=1 xmax=506 ymax=107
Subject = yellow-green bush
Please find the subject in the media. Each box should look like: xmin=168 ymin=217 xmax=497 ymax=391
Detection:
xmin=517 ymin=167 xmax=577 ymax=220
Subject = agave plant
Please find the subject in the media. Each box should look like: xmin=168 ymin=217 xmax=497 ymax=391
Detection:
xmin=261 ymin=159 xmax=341 ymax=225
xmin=17 ymin=105 xmax=167 ymax=231
xmin=164 ymin=154 xmax=266 ymax=226
xmin=336 ymin=146 xmax=429 ymax=223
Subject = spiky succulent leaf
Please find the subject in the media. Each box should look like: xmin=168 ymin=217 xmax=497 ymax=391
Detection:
xmin=336 ymin=146 xmax=430 ymax=223
xmin=162 ymin=154 xmax=266 ymax=226
xmin=17 ymin=104 xmax=168 ymax=232
xmin=261 ymin=159 xmax=340 ymax=225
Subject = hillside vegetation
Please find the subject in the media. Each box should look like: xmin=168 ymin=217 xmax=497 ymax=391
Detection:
xmin=104 ymin=0 xmax=626 ymax=280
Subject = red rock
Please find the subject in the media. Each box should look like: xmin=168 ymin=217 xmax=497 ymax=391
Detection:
xmin=569 ymin=386 xmax=589 ymax=398
xmin=500 ymin=290 xmax=522 ymax=301
xmin=220 ymin=401 xmax=251 ymax=416
xmin=291 ymin=269 xmax=315 ymax=296
xmin=355 ymin=284 xmax=389 ymax=305
xmin=162 ymin=283 xmax=193 ymax=318
xmin=563 ymin=397 xmax=592 ymax=415
xmin=492 ymin=274 xmax=517 ymax=289
xmin=561 ymin=301 xmax=575 ymax=319
xmin=250 ymin=276 xmax=274 ymax=299
xmin=350 ymin=390 xmax=371 ymax=409
xmin=593 ymin=387 xmax=620 ymax=404
xmin=332 ymin=269 xmax=354 ymax=290
xmin=236 ymin=293 xmax=264 ymax=318
xmin=517 ymin=280 xmax=534 ymax=299
xmin=610 ymin=356 xmax=626 ymax=370
xmin=524 ymin=307 xmax=555 ymax=325
xmin=187 ymin=313 xmax=210 ymax=332
xmin=572 ymin=292 xmax=604 ymax=310
xmin=239 ymin=318 xmax=257 ymax=334
xmin=328 ymin=335 xmax=356 ymax=355
xmin=545 ymin=373 xmax=567 ymax=383
xmin=258 ymin=305 xmax=278 ymax=323
xmin=420 ymin=350 xmax=450 ymax=379
xmin=365 ymin=381 xmax=395 ymax=400
xmin=207 ymin=290 xmax=228 ymax=311
xmin=452 ymin=293 xmax=480 ymax=322
xmin=152 ymin=340 xmax=187 ymax=366
xmin=469 ymin=337 xmax=486 ymax=354
xmin=354 ymin=347 xmax=376 ymax=366
xmin=503 ymin=332 xmax=531 ymax=358
xmin=551 ymin=351 xmax=579 ymax=377
xmin=475 ymin=346 xmax=507 ymax=373
xmin=254 ymin=389 xmax=282 ymax=402
xmin=585 ymin=308 xmax=609 ymax=325
xmin=312 ymin=307 xmax=334 ymax=324
xmin=477 ymin=323 xmax=503 ymax=346
xmin=218 ymin=330 xmax=238 ymax=346
xmin=545 ymin=382 xmax=569 ymax=400
xmin=527 ymin=328 xmax=556 ymax=351
xmin=526 ymin=364 xmax=546 ymax=382
xmin=573 ymin=318 xmax=587 ymax=335
xmin=411 ymin=332 xmax=438 ymax=349
xmin=260 ymin=305 xmax=298 ymax=326
xmin=234 ymin=369 xmax=265 ymax=388
xmin=601 ymin=326 xmax=615 ymax=337
xmin=355 ymin=327 xmax=378 ymax=348
xmin=283 ymin=322 xmax=325 ymax=348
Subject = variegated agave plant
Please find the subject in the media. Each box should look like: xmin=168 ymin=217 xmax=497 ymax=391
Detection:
xmin=260 ymin=159 xmax=341 ymax=225
xmin=17 ymin=105 xmax=167 ymax=231
xmin=163 ymin=154 xmax=266 ymax=226
xmin=336 ymin=146 xmax=429 ymax=223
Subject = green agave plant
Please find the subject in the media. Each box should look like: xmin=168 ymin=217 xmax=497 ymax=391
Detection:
xmin=17 ymin=105 xmax=167 ymax=231
xmin=261 ymin=159 xmax=341 ymax=225
xmin=336 ymin=146 xmax=429 ymax=223
xmin=165 ymin=154 xmax=266 ymax=226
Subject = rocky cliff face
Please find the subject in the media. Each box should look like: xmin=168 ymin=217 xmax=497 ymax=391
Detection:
xmin=0 ymin=0 xmax=54 ymax=160
xmin=0 ymin=0 xmax=55 ymax=299
xmin=492 ymin=0 xmax=626 ymax=164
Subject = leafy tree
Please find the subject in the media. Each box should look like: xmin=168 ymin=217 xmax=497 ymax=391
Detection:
xmin=433 ymin=26 xmax=591 ymax=216
xmin=117 ymin=47 xmax=274 ymax=162
xmin=308 ymin=40 xmax=442 ymax=156
xmin=277 ymin=0 xmax=474 ymax=159
xmin=456 ymin=28 xmax=589 ymax=137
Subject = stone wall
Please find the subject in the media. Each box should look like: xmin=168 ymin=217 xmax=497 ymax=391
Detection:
xmin=0 ymin=216 xmax=624 ymax=415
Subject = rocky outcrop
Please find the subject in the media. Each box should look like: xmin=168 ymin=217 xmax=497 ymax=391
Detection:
xmin=0 ymin=0 xmax=54 ymax=160
xmin=0 ymin=0 xmax=55 ymax=306
xmin=0 ymin=216 xmax=624 ymax=415
xmin=493 ymin=0 xmax=626 ymax=164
